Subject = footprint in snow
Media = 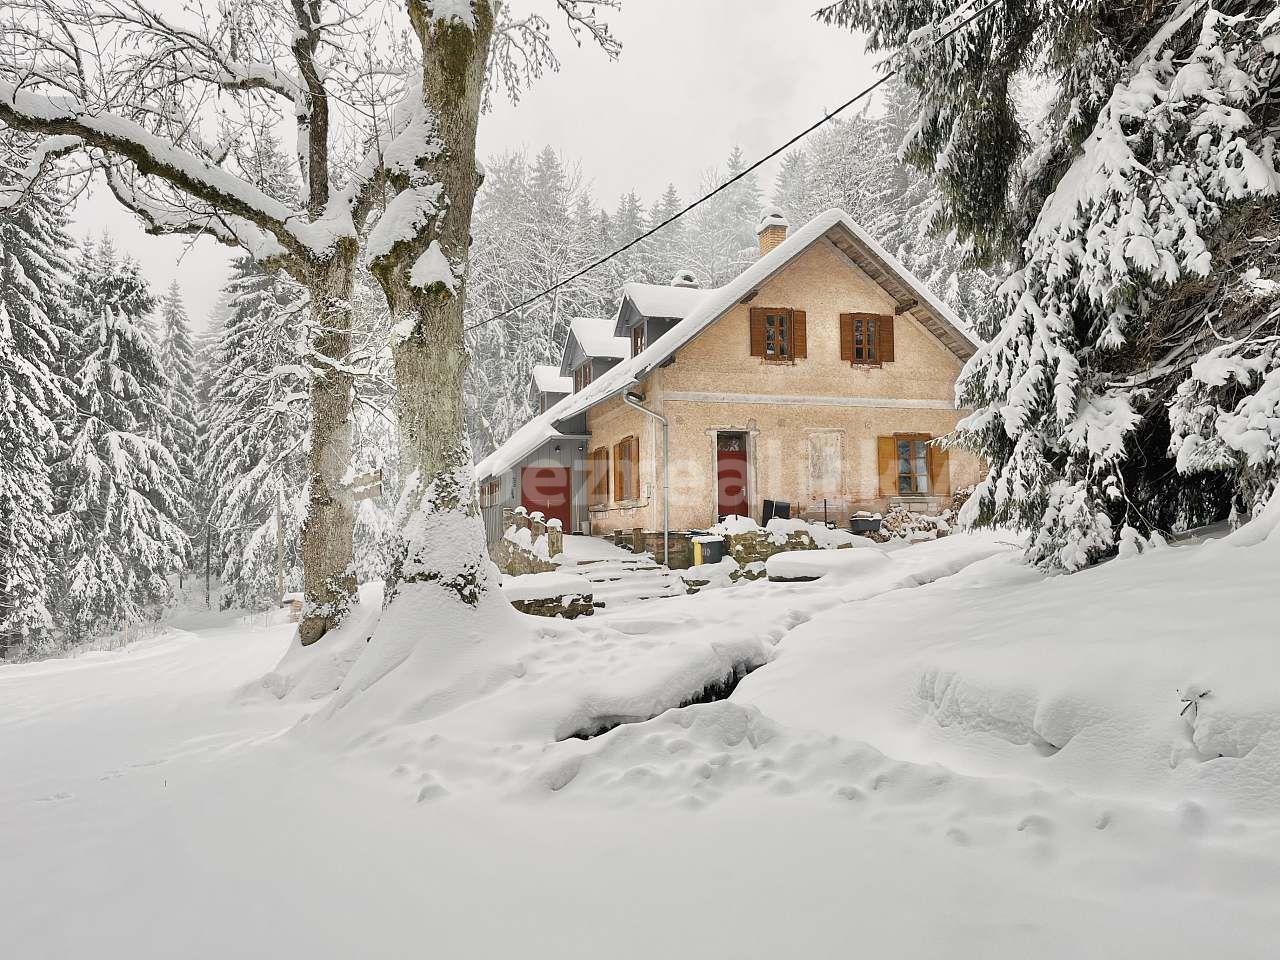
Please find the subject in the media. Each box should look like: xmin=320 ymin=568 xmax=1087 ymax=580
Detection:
xmin=34 ymin=792 xmax=74 ymax=803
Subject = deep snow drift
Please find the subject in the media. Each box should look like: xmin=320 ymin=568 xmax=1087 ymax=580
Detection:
xmin=5 ymin=524 xmax=1280 ymax=958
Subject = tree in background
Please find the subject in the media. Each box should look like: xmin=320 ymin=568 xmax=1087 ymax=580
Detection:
xmin=156 ymin=281 xmax=199 ymax=566
xmin=0 ymin=154 xmax=73 ymax=657
xmin=54 ymin=239 xmax=188 ymax=640
xmin=465 ymin=147 xmax=612 ymax=456
xmin=821 ymin=1 xmax=1280 ymax=569
xmin=201 ymin=259 xmax=310 ymax=608
xmin=769 ymin=83 xmax=992 ymax=326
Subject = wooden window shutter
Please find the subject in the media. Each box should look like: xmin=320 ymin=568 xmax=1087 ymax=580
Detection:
xmin=613 ymin=440 xmax=624 ymax=502
xmin=628 ymin=435 xmax=641 ymax=500
xmin=877 ymin=436 xmax=897 ymax=498
xmin=589 ymin=447 xmax=608 ymax=506
xmin=878 ymin=314 xmax=895 ymax=363
xmin=749 ymin=308 xmax=766 ymax=358
xmin=791 ymin=310 xmax=807 ymax=358
xmin=927 ymin=442 xmax=950 ymax=496
xmin=839 ymin=314 xmax=854 ymax=362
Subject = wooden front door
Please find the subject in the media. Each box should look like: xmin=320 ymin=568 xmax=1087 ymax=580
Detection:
xmin=521 ymin=466 xmax=572 ymax=530
xmin=716 ymin=433 xmax=749 ymax=521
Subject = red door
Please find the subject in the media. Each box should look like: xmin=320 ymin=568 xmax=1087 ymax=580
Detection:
xmin=521 ymin=466 xmax=572 ymax=529
xmin=716 ymin=434 xmax=749 ymax=521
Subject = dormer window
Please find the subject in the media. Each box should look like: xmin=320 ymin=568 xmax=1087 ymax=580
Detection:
xmin=631 ymin=323 xmax=646 ymax=358
xmin=573 ymin=362 xmax=593 ymax=392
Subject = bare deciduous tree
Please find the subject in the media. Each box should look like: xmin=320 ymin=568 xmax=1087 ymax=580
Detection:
xmin=0 ymin=0 xmax=618 ymax=648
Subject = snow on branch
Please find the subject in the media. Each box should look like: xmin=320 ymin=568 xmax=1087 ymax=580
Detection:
xmin=0 ymin=133 xmax=80 ymax=208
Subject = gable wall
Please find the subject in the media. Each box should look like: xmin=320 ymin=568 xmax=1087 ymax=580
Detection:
xmin=660 ymin=239 xmax=962 ymax=399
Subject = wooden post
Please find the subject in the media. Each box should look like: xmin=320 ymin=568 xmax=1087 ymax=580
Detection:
xmin=276 ymin=488 xmax=285 ymax=607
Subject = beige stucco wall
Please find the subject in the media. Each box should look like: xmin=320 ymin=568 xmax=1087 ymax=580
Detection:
xmin=585 ymin=238 xmax=984 ymax=533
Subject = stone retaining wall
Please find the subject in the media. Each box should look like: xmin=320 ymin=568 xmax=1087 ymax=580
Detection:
xmin=510 ymin=594 xmax=595 ymax=619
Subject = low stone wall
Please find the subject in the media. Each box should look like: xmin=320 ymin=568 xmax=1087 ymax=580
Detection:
xmin=511 ymin=594 xmax=594 ymax=619
xmin=724 ymin=530 xmax=825 ymax=565
xmin=493 ymin=537 xmax=556 ymax=575
xmin=492 ymin=507 xmax=565 ymax=575
xmin=609 ymin=528 xmax=695 ymax=569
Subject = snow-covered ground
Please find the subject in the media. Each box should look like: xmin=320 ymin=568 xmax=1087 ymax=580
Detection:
xmin=5 ymin=527 xmax=1280 ymax=958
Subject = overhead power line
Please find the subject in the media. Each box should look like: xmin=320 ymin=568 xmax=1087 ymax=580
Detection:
xmin=465 ymin=0 xmax=1009 ymax=333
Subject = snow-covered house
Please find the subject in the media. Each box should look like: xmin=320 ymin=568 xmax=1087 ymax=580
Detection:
xmin=476 ymin=208 xmax=984 ymax=543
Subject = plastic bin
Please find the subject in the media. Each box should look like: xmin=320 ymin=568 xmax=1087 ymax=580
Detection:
xmin=692 ymin=535 xmax=726 ymax=565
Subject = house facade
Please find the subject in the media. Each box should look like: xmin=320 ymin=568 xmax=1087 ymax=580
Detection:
xmin=476 ymin=208 xmax=984 ymax=545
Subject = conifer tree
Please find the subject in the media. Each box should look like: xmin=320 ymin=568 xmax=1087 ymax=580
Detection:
xmin=156 ymin=281 xmax=200 ymax=562
xmin=202 ymin=258 xmax=310 ymax=607
xmin=0 ymin=164 xmax=73 ymax=656
xmin=54 ymin=239 xmax=189 ymax=639
xmin=824 ymin=1 xmax=1280 ymax=568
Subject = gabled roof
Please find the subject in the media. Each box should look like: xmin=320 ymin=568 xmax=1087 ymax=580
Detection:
xmin=478 ymin=209 xmax=982 ymax=481
xmin=620 ymin=282 xmax=712 ymax=321
xmin=531 ymin=364 xmax=571 ymax=396
xmin=568 ymin=316 xmax=629 ymax=360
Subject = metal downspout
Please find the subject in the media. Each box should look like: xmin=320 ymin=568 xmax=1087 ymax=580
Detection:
xmin=622 ymin=386 xmax=669 ymax=567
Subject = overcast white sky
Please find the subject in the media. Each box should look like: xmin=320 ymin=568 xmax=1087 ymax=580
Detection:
xmin=71 ymin=0 xmax=875 ymax=331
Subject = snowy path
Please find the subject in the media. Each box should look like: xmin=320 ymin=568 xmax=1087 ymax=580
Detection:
xmin=5 ymin=534 xmax=1280 ymax=957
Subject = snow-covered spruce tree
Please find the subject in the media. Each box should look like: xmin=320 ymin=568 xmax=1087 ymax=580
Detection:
xmin=464 ymin=146 xmax=612 ymax=456
xmin=0 ymin=157 xmax=74 ymax=657
xmin=202 ymin=259 xmax=310 ymax=608
xmin=826 ymin=2 xmax=1280 ymax=569
xmin=53 ymin=240 xmax=188 ymax=640
xmin=684 ymin=146 xmax=763 ymax=285
xmin=155 ymin=281 xmax=199 ymax=563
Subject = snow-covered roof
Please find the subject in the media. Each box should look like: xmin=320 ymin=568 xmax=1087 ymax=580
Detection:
xmin=474 ymin=398 xmax=574 ymax=481
xmin=620 ymin=281 xmax=713 ymax=320
xmin=478 ymin=209 xmax=980 ymax=481
xmin=568 ymin=316 xmax=629 ymax=360
xmin=531 ymin=364 xmax=571 ymax=396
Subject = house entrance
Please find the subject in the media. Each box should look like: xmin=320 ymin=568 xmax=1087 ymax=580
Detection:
xmin=716 ymin=432 xmax=749 ymax=521
xmin=521 ymin=466 xmax=572 ymax=530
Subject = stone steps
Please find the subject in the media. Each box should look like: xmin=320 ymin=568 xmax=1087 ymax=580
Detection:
xmin=558 ymin=555 xmax=683 ymax=609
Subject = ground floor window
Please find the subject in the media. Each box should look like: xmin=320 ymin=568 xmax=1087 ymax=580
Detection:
xmin=613 ymin=435 xmax=639 ymax=502
xmin=897 ymin=438 xmax=931 ymax=494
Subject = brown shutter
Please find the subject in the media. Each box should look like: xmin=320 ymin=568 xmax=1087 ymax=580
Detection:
xmin=878 ymin=314 xmax=895 ymax=363
xmin=628 ymin=435 xmax=641 ymax=500
xmin=839 ymin=314 xmax=854 ymax=362
xmin=749 ymin=308 xmax=766 ymax=358
xmin=613 ymin=441 xmax=624 ymax=502
xmin=928 ymin=442 xmax=950 ymax=496
xmin=877 ymin=436 xmax=897 ymax=498
xmin=791 ymin=310 xmax=807 ymax=358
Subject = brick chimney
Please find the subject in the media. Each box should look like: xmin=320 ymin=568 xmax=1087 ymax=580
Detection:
xmin=756 ymin=206 xmax=790 ymax=256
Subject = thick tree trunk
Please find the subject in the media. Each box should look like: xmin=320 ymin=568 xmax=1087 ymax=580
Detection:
xmin=298 ymin=243 xmax=358 ymax=644
xmin=370 ymin=3 xmax=496 ymax=607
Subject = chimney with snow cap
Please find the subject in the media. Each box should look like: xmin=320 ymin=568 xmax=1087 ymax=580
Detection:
xmin=756 ymin=206 xmax=790 ymax=256
xmin=669 ymin=268 xmax=700 ymax=288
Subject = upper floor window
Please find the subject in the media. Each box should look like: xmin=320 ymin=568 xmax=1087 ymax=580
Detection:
xmin=749 ymin=307 xmax=807 ymax=361
xmin=573 ymin=363 xmax=593 ymax=393
xmin=631 ymin=323 xmax=646 ymax=358
xmin=841 ymin=313 xmax=895 ymax=365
